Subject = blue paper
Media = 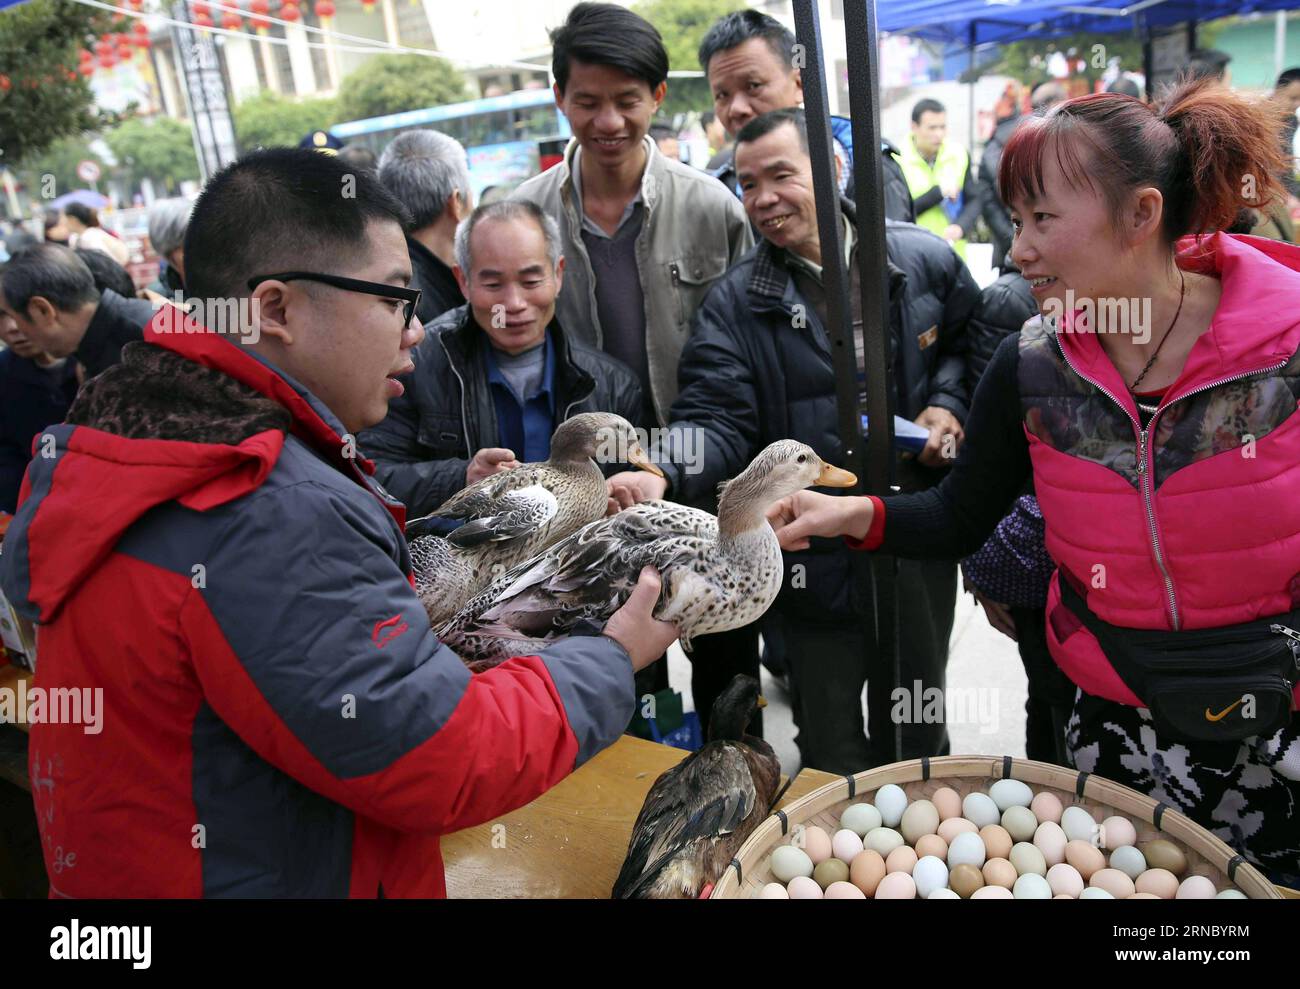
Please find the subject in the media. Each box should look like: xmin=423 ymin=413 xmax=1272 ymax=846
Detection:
xmin=861 ymin=414 xmax=930 ymax=454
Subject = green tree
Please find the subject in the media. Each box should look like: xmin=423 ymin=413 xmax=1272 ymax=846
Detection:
xmin=334 ymin=54 xmax=468 ymax=123
xmin=0 ymin=0 xmax=123 ymax=167
xmin=231 ymin=91 xmax=339 ymax=152
xmin=632 ymin=0 xmax=745 ymax=120
xmin=104 ymin=116 xmax=200 ymax=195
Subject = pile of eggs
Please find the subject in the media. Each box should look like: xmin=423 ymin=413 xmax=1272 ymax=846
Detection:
xmin=759 ymin=781 xmax=1247 ymax=900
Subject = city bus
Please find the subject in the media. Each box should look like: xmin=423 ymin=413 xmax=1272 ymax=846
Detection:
xmin=331 ymin=88 xmax=571 ymax=199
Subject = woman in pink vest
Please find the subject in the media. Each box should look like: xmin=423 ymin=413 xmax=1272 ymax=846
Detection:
xmin=769 ymin=77 xmax=1300 ymax=887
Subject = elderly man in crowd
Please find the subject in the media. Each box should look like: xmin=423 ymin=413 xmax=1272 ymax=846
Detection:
xmin=0 ymin=243 xmax=154 ymax=380
xmin=360 ymin=199 xmax=643 ymax=518
xmin=147 ymin=197 xmax=193 ymax=295
xmin=609 ymin=109 xmax=979 ymax=770
xmin=378 ymin=129 xmax=472 ymax=325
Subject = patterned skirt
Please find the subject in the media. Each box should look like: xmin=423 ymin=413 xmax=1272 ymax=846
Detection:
xmin=1065 ymin=689 xmax=1300 ymax=889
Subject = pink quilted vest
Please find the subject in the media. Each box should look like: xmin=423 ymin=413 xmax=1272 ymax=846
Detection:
xmin=1020 ymin=233 xmax=1300 ymax=707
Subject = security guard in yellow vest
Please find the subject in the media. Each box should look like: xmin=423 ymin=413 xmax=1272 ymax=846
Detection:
xmin=899 ymin=98 xmax=980 ymax=259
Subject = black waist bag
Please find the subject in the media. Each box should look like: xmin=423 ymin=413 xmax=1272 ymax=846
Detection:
xmin=1060 ymin=580 xmax=1300 ymax=743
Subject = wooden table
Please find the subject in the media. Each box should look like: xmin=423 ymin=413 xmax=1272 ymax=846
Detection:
xmin=442 ymin=734 xmax=837 ymax=898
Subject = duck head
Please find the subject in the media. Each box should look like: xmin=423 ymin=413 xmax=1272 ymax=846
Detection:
xmin=549 ymin=411 xmax=664 ymax=477
xmin=718 ymin=440 xmax=856 ymax=536
xmin=707 ymin=674 xmax=767 ymax=742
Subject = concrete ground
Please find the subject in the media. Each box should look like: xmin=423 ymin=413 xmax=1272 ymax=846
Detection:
xmin=666 ymin=589 xmax=1028 ymax=777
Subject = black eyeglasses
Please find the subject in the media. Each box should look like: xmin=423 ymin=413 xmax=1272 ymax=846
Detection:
xmin=247 ymin=271 xmax=422 ymax=326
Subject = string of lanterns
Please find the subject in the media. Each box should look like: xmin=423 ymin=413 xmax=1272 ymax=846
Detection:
xmin=74 ymin=0 xmax=378 ymax=76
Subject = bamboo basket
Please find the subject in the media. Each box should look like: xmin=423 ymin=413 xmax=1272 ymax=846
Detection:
xmin=711 ymin=755 xmax=1280 ymax=899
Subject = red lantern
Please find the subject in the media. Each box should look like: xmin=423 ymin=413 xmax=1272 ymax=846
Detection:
xmin=0 ymin=75 xmax=10 ymax=91
xmin=279 ymin=1 xmax=300 ymax=21
xmin=117 ymin=35 xmax=135 ymax=57
xmin=221 ymin=11 xmax=242 ymax=29
xmin=99 ymin=53 xmax=116 ymax=69
xmin=192 ymin=1 xmax=211 ymax=18
xmin=361 ymin=0 xmax=374 ymax=11
xmin=194 ymin=11 xmax=214 ymax=28
xmin=79 ymin=48 xmax=94 ymax=63
xmin=127 ymin=0 xmax=143 ymax=9
xmin=315 ymin=0 xmax=335 ymax=18
xmin=132 ymin=20 xmax=149 ymax=37
xmin=79 ymin=63 xmax=95 ymax=77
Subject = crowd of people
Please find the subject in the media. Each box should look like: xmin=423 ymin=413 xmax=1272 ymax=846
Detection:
xmin=1 ymin=0 xmax=1300 ymax=896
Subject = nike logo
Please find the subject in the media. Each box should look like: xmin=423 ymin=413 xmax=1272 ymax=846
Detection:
xmin=1205 ymin=698 xmax=1245 ymax=722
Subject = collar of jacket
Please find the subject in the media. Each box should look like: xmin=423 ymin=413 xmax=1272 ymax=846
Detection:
xmin=406 ymin=234 xmax=461 ymax=297
xmin=146 ymin=305 xmax=378 ymax=482
xmin=746 ymin=197 xmax=905 ymax=313
xmin=77 ymin=288 xmax=143 ymax=374
xmin=438 ymin=304 xmax=597 ymax=411
xmin=558 ymin=135 xmax=664 ymax=216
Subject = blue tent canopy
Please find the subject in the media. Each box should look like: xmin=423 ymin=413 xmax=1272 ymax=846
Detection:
xmin=880 ymin=0 xmax=1300 ymax=47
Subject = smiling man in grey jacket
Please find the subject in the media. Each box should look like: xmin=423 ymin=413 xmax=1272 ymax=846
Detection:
xmin=512 ymin=2 xmax=752 ymax=427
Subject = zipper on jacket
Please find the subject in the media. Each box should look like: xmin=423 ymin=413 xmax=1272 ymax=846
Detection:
xmin=1055 ymin=336 xmax=1181 ymax=629
xmin=438 ymin=332 xmax=475 ymax=458
xmin=1057 ymin=330 xmax=1290 ymax=632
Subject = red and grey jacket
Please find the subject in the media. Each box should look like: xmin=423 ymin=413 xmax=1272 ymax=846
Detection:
xmin=0 ymin=308 xmax=635 ymax=897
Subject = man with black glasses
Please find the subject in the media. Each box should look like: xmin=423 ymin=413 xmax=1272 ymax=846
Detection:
xmin=0 ymin=147 xmax=677 ymax=898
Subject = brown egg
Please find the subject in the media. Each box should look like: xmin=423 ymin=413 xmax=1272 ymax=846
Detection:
xmin=1141 ymin=839 xmax=1188 ymax=877
xmin=982 ymin=857 xmax=1017 ymax=889
xmin=848 ymin=849 xmax=887 ymax=897
xmin=875 ymin=871 xmax=917 ymax=899
xmin=950 ymin=863 xmax=984 ymax=898
xmin=813 ymin=858 xmax=850 ymax=890
xmin=886 ymin=845 xmax=918 ymax=875
xmin=979 ymin=824 xmax=1013 ymax=861
xmin=932 ymin=786 xmax=962 ymax=820
xmin=1089 ymin=868 xmax=1136 ymax=899
xmin=937 ymin=817 xmax=979 ymax=843
xmin=915 ymin=833 xmax=948 ymax=860
xmin=1135 ymin=867 xmax=1179 ymax=899
xmin=1064 ymin=839 xmax=1106 ymax=880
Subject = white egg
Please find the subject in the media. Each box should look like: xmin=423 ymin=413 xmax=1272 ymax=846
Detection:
xmin=758 ymin=882 xmax=789 ymax=899
xmin=962 ymin=792 xmax=1001 ymax=828
xmin=1061 ymin=806 xmax=1099 ymax=844
xmin=989 ymin=778 xmax=1033 ymax=811
xmin=1216 ymin=889 xmax=1248 ymax=899
xmin=769 ymin=844 xmax=814 ymax=883
xmin=1046 ymin=862 xmax=1085 ymax=898
xmin=1013 ymin=873 xmax=1053 ymax=899
xmin=913 ymin=855 xmax=950 ymax=899
xmin=947 ymin=831 xmax=987 ymax=869
xmin=927 ymin=887 xmax=961 ymax=899
xmin=1079 ymin=887 xmax=1115 ymax=899
xmin=863 ymin=827 xmax=905 ymax=857
xmin=873 ymin=784 xmax=908 ymax=828
xmin=839 ymin=802 xmax=883 ymax=837
xmin=1109 ymin=845 xmax=1147 ymax=881
xmin=831 ymin=828 xmax=864 ymax=863
xmin=971 ymin=885 xmax=1014 ymax=899
xmin=1176 ymin=875 xmax=1217 ymax=899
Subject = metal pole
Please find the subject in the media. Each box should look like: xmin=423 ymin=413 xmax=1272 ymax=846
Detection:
xmin=840 ymin=0 xmax=901 ymax=765
xmin=792 ymin=0 xmax=903 ymax=764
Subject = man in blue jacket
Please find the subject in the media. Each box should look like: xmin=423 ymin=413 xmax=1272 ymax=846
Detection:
xmin=609 ymin=109 xmax=979 ymax=773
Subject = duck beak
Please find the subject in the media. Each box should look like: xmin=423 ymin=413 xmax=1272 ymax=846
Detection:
xmin=815 ymin=463 xmax=857 ymax=488
xmin=628 ymin=446 xmax=665 ymax=478
xmin=757 ymin=695 xmax=768 ymax=709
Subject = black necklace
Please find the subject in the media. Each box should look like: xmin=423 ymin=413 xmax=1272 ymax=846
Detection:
xmin=1130 ymin=269 xmax=1186 ymax=395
